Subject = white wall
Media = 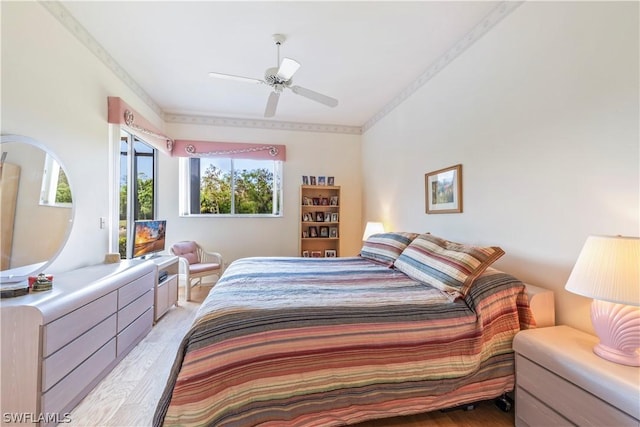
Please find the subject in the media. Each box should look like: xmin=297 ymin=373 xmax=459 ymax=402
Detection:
xmin=1 ymin=2 xmax=362 ymax=275
xmin=1 ymin=2 xmax=166 ymax=273
xmin=361 ymin=2 xmax=639 ymax=333
xmin=160 ymin=123 xmax=362 ymax=264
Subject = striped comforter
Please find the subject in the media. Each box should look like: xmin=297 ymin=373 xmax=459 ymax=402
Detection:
xmin=154 ymin=257 xmax=534 ymax=426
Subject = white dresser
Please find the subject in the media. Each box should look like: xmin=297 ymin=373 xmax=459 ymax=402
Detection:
xmin=1 ymin=260 xmax=156 ymax=426
xmin=513 ymin=325 xmax=640 ymax=426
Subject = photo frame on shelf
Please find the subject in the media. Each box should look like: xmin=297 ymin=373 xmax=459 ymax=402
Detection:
xmin=330 ymin=196 xmax=339 ymax=206
xmin=318 ymin=176 xmax=326 ymax=186
xmin=330 ymin=212 xmax=339 ymax=222
xmin=315 ymin=212 xmax=324 ymax=222
xmin=311 ymin=251 xmax=322 ymax=258
xmin=303 ymin=196 xmax=313 ymax=206
xmin=324 ymin=212 xmax=331 ymax=222
xmin=329 ymin=227 xmax=338 ymax=238
xmin=309 ymin=226 xmax=318 ymax=238
xmin=313 ymin=197 xmax=320 ymax=206
xmin=328 ymin=176 xmax=335 ymax=186
xmin=425 ymin=164 xmax=463 ymax=214
xmin=325 ymin=250 xmax=337 ymax=258
xmin=302 ymin=230 xmax=309 ymax=238
xmin=302 ymin=176 xmax=309 ymax=185
xmin=310 ymin=176 xmax=317 ymax=185
xmin=320 ymin=198 xmax=329 ymax=206
xmin=302 ymin=250 xmax=310 ymax=257
xmin=319 ymin=226 xmax=329 ymax=238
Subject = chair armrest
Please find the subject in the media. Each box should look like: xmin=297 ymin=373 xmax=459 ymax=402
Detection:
xmin=176 ymin=256 xmax=190 ymax=276
xmin=200 ymin=250 xmax=223 ymax=266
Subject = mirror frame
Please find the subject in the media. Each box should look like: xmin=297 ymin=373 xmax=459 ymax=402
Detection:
xmin=0 ymin=134 xmax=75 ymax=283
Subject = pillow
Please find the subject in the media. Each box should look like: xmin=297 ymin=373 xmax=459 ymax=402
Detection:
xmin=394 ymin=233 xmax=505 ymax=299
xmin=360 ymin=232 xmax=420 ymax=267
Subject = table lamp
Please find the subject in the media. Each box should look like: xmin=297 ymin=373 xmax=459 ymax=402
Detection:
xmin=362 ymin=222 xmax=385 ymax=241
xmin=564 ymin=235 xmax=640 ymax=366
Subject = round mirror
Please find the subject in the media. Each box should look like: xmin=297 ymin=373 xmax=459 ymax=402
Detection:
xmin=1 ymin=135 xmax=74 ymax=282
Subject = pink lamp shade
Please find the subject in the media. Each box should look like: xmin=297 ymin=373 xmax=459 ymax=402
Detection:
xmin=565 ymin=235 xmax=640 ymax=367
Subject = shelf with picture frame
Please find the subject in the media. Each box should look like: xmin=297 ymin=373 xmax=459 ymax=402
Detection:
xmin=300 ymin=185 xmax=340 ymax=257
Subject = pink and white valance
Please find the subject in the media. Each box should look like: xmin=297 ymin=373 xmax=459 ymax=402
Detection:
xmin=107 ymin=97 xmax=174 ymax=154
xmin=173 ymin=139 xmax=286 ymax=161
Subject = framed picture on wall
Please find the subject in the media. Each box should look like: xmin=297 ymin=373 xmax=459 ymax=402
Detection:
xmin=425 ymin=164 xmax=462 ymax=214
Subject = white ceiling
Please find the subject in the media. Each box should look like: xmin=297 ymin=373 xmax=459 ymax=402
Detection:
xmin=59 ymin=1 xmax=505 ymax=131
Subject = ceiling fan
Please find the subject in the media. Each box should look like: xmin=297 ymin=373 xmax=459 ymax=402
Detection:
xmin=208 ymin=34 xmax=338 ymax=118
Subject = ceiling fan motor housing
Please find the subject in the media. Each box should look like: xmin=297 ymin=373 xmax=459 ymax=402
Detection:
xmin=264 ymin=67 xmax=292 ymax=88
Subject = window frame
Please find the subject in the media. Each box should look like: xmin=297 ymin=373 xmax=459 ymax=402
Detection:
xmin=179 ymin=156 xmax=283 ymax=218
xmin=109 ymin=127 xmax=158 ymax=256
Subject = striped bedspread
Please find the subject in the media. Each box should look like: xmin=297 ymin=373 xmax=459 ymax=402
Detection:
xmin=154 ymin=257 xmax=534 ymax=426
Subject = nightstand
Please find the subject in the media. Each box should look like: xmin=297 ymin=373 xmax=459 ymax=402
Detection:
xmin=513 ymin=326 xmax=640 ymax=426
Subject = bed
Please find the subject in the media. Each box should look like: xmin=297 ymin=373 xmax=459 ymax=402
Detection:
xmin=155 ymin=232 xmax=537 ymax=426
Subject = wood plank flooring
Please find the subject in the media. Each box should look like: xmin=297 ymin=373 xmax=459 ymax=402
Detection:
xmin=68 ymin=285 xmax=515 ymax=426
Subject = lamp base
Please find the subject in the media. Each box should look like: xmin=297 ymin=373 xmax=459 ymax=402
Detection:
xmin=590 ymin=300 xmax=640 ymax=367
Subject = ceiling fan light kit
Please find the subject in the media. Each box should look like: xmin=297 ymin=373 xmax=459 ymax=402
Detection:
xmin=209 ymin=34 xmax=338 ymax=118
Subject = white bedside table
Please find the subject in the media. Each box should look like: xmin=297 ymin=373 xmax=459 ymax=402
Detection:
xmin=513 ymin=325 xmax=640 ymax=426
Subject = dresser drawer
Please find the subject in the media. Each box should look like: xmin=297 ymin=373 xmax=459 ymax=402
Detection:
xmin=41 ymin=338 xmax=116 ymax=415
xmin=516 ymin=355 xmax=637 ymax=426
xmin=117 ymin=307 xmax=153 ymax=357
xmin=42 ymin=314 xmax=117 ymax=392
xmin=117 ymin=271 xmax=154 ymax=309
xmin=118 ymin=289 xmax=153 ymax=332
xmin=43 ymin=291 xmax=117 ymax=356
xmin=515 ymin=386 xmax=571 ymax=426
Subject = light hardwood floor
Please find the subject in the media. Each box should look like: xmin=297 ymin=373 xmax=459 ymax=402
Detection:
xmin=68 ymin=285 xmax=515 ymax=427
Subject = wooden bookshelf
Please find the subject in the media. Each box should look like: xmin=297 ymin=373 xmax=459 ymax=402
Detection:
xmin=299 ymin=185 xmax=340 ymax=257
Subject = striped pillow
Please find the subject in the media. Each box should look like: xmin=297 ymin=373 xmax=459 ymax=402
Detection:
xmin=394 ymin=233 xmax=505 ymax=299
xmin=360 ymin=232 xmax=420 ymax=267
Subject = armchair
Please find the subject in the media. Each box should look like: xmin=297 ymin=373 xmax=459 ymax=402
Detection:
xmin=170 ymin=241 xmax=224 ymax=301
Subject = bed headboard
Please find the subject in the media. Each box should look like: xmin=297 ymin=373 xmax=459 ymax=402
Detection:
xmin=524 ymin=283 xmax=556 ymax=328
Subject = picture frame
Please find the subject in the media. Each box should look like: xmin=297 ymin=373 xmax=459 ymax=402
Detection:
xmin=302 ymin=213 xmax=311 ymax=222
xmin=330 ymin=212 xmax=339 ymax=222
xmin=311 ymin=251 xmax=322 ymax=258
xmin=319 ymin=226 xmax=329 ymax=238
xmin=302 ymin=230 xmax=309 ymax=238
xmin=312 ymin=197 xmax=320 ymax=206
xmin=302 ymin=250 xmax=310 ymax=257
xmin=302 ymin=175 xmax=309 ymax=185
xmin=303 ymin=196 xmax=313 ymax=206
xmin=320 ymin=198 xmax=329 ymax=206
xmin=309 ymin=226 xmax=318 ymax=238
xmin=324 ymin=212 xmax=331 ymax=222
xmin=425 ymin=164 xmax=462 ymax=214
xmin=318 ymin=176 xmax=326 ymax=186
xmin=328 ymin=176 xmax=335 ymax=186
xmin=325 ymin=249 xmax=337 ymax=258
xmin=329 ymin=196 xmax=339 ymax=206
xmin=315 ymin=212 xmax=324 ymax=222
xmin=310 ymin=176 xmax=317 ymax=186
xmin=329 ymin=227 xmax=338 ymax=238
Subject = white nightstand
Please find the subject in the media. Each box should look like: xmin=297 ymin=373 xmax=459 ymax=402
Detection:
xmin=513 ymin=325 xmax=640 ymax=426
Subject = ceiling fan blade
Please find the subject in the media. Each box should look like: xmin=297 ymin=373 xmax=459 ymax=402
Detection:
xmin=208 ymin=72 xmax=263 ymax=84
xmin=290 ymin=86 xmax=338 ymax=108
xmin=264 ymin=91 xmax=280 ymax=117
xmin=276 ymin=57 xmax=300 ymax=81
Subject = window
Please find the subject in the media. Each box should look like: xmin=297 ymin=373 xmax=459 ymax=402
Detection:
xmin=181 ymin=157 xmax=282 ymax=216
xmin=118 ymin=131 xmax=157 ymax=257
xmin=40 ymin=154 xmax=72 ymax=206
